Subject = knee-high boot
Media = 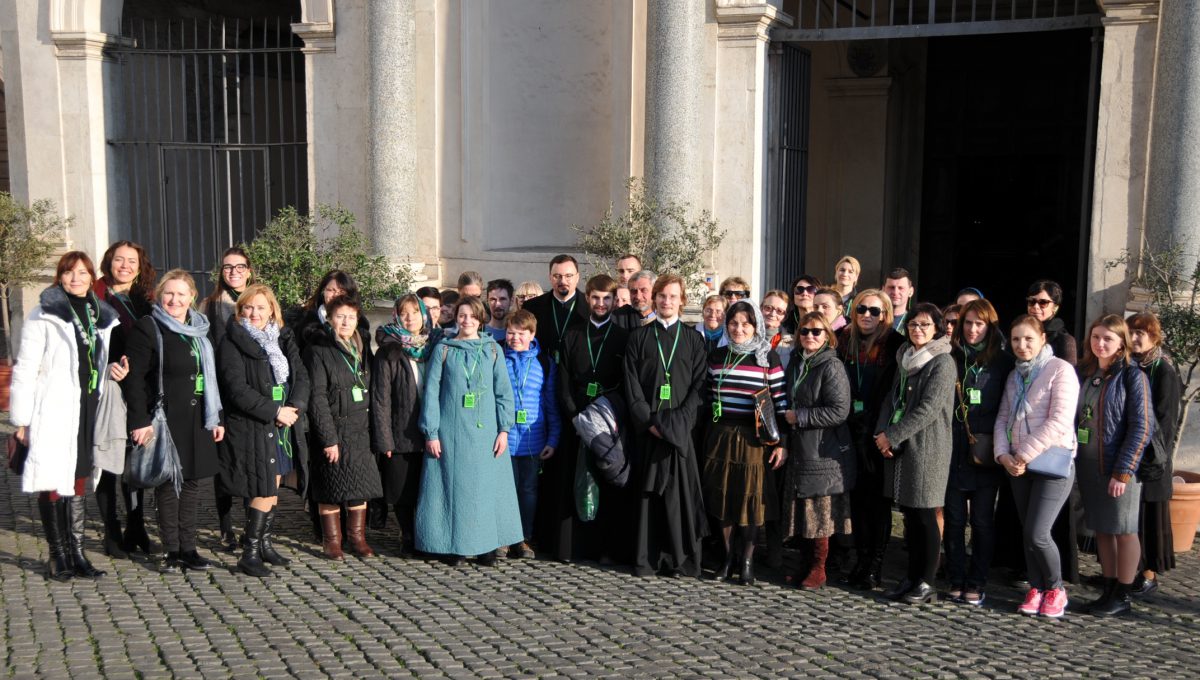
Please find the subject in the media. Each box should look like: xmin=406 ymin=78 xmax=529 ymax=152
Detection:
xmin=66 ymin=496 xmax=106 ymax=579
xmin=37 ymin=496 xmax=73 ymax=581
xmin=259 ymin=507 xmax=290 ymax=566
xmin=94 ymin=472 xmax=125 ymax=558
xmin=801 ymin=537 xmax=829 ymax=590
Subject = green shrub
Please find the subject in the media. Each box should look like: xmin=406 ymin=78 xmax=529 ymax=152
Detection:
xmin=0 ymin=193 xmax=66 ymax=358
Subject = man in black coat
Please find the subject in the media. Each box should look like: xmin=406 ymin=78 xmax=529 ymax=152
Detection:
xmin=612 ymin=270 xmax=657 ymax=331
xmin=559 ymin=274 xmax=631 ymax=564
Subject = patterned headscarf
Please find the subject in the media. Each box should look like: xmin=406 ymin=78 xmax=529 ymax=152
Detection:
xmin=725 ymin=300 xmax=772 ymax=367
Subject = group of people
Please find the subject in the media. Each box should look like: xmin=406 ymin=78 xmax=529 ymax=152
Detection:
xmin=9 ymin=245 xmax=1182 ymax=620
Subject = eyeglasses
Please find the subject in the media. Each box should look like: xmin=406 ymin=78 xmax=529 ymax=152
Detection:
xmin=907 ymin=321 xmax=934 ymax=331
xmin=721 ymin=290 xmax=749 ymax=299
xmin=794 ymin=285 xmax=818 ymax=295
xmin=855 ymin=305 xmax=882 ymax=317
xmin=761 ymin=305 xmax=787 ymax=316
xmin=1026 ymin=297 xmax=1054 ymax=308
xmin=515 ymin=294 xmax=536 ymax=301
xmin=797 ymin=327 xmax=826 ymax=337
xmin=221 ymin=264 xmax=250 ymax=273
xmin=550 ymin=273 xmax=577 ymax=281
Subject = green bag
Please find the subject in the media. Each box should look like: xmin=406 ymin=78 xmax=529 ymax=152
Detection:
xmin=574 ymin=444 xmax=599 ymax=522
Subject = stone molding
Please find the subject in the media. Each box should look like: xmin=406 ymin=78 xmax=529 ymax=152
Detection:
xmin=825 ymin=77 xmax=893 ymax=98
xmin=1097 ymin=0 xmax=1160 ymax=25
xmin=50 ymin=31 xmax=131 ymax=61
xmin=715 ymin=1 xmax=792 ymax=43
xmin=292 ymin=21 xmax=337 ymax=53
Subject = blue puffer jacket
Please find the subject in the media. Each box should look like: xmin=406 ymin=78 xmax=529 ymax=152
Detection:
xmin=1084 ymin=358 xmax=1155 ymax=483
xmin=504 ymin=339 xmax=562 ymax=457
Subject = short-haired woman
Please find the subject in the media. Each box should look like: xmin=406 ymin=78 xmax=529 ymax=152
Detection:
xmin=945 ymin=299 xmax=1013 ymax=606
xmin=217 ymin=284 xmax=310 ymax=576
xmin=695 ymin=294 xmax=729 ymax=353
xmin=993 ymin=315 xmax=1079 ymax=618
xmin=832 ymin=256 xmax=861 ymax=317
xmin=761 ymin=289 xmax=795 ymax=370
xmin=873 ymin=302 xmax=956 ymax=604
xmin=1077 ymin=315 xmax=1155 ymax=616
xmin=123 ymin=269 xmax=226 ymax=573
xmin=1026 ymin=280 xmax=1077 ymax=366
xmin=783 ymin=275 xmax=822 ymax=334
xmin=513 ymin=281 xmax=544 ymax=310
xmin=12 ymin=251 xmax=121 ymax=580
xmin=303 ymin=296 xmax=382 ymax=559
xmin=1127 ymin=311 xmax=1182 ymax=595
xmin=417 ymin=296 xmax=523 ymax=566
xmin=294 ymin=270 xmax=372 ymax=353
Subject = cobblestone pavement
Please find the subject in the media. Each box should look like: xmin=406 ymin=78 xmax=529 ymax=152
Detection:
xmin=2 ymin=453 xmax=1199 ymax=678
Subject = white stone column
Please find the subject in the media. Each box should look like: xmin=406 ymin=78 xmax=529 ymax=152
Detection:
xmin=1144 ymin=0 xmax=1200 ymax=272
xmin=1087 ymin=1 xmax=1160 ymax=320
xmin=368 ymin=0 xmax=417 ymax=266
xmin=711 ymin=1 xmax=791 ymax=293
xmin=643 ymin=0 xmax=707 ymax=208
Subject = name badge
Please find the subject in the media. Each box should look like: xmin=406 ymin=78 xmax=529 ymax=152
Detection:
xmin=194 ymin=374 xmax=205 ymax=395
xmin=272 ymin=385 xmax=284 ymax=402
xmin=586 ymin=382 xmax=600 ymax=398
xmin=968 ymin=388 xmax=982 ymax=405
xmin=712 ymin=402 xmax=722 ymax=421
xmin=658 ymin=384 xmax=672 ymax=401
xmin=1077 ymin=427 xmax=1090 ymax=445
xmin=852 ymin=399 xmax=864 ymax=414
xmin=89 ymin=369 xmax=99 ymax=393
xmin=352 ymin=386 xmax=364 ymax=402
xmin=891 ymin=409 xmax=903 ymax=424
xmin=463 ymin=392 xmax=477 ymax=409
xmin=515 ymin=409 xmax=528 ymax=424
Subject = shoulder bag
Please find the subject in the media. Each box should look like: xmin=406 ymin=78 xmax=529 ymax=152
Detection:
xmin=753 ymin=365 xmax=781 ymax=446
xmin=123 ymin=322 xmax=185 ymax=496
xmin=957 ymin=378 xmax=997 ymax=468
xmin=1022 ymin=417 xmax=1074 ymax=480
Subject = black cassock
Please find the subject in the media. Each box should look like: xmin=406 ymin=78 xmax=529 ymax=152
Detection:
xmin=623 ymin=319 xmax=709 ymax=576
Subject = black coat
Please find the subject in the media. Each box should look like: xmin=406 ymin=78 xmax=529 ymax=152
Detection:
xmin=1044 ymin=317 xmax=1078 ymax=367
xmin=949 ymin=344 xmax=1014 ymax=490
xmin=611 ymin=304 xmax=652 ymax=332
xmin=303 ymin=327 xmax=382 ymax=504
xmin=1138 ymin=356 xmax=1183 ymax=502
xmin=216 ymin=321 xmax=311 ymax=498
xmin=370 ymin=332 xmax=427 ymax=455
xmin=836 ymin=328 xmax=904 ymax=477
xmin=122 ymin=315 xmax=221 ymax=480
xmin=559 ymin=319 xmax=630 ymax=420
xmin=785 ymin=347 xmax=855 ymax=498
xmin=522 ymin=290 xmax=587 ymax=363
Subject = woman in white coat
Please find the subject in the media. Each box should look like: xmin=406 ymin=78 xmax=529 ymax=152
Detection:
xmin=10 ymin=251 xmax=120 ymax=580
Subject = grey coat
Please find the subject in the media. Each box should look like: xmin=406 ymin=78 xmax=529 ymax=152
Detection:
xmin=784 ymin=347 xmax=855 ymax=498
xmin=875 ymin=338 xmax=956 ymax=509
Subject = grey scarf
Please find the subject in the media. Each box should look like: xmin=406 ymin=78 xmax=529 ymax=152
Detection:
xmin=728 ymin=300 xmax=773 ymax=368
xmin=899 ymin=335 xmax=952 ymax=376
xmin=151 ymin=305 xmax=223 ymax=430
xmin=1012 ymin=344 xmax=1054 ymax=422
xmin=241 ymin=319 xmax=290 ymax=386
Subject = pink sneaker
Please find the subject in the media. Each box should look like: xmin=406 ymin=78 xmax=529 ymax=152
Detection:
xmin=1017 ymin=588 xmax=1043 ymax=615
xmin=1040 ymin=587 xmax=1068 ymax=618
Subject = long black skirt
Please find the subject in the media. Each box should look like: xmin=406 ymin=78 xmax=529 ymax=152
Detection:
xmin=1139 ymin=499 xmax=1176 ymax=574
xmin=379 ymin=450 xmax=423 ymax=506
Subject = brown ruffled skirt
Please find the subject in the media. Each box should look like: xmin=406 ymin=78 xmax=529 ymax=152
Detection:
xmin=701 ymin=423 xmax=778 ymax=527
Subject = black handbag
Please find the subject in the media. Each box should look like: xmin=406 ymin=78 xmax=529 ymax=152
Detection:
xmin=753 ymin=366 xmax=781 ymax=446
xmin=7 ymin=433 xmax=28 ymax=475
xmin=957 ymin=378 xmax=998 ymax=468
xmin=123 ymin=323 xmax=184 ymax=496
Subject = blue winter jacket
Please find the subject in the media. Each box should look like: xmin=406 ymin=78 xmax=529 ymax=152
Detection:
xmin=1084 ymin=358 xmax=1156 ymax=483
xmin=504 ymin=339 xmax=562 ymax=457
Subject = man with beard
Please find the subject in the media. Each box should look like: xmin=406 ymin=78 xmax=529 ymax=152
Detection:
xmin=559 ymin=274 xmax=631 ymax=563
xmin=484 ymin=279 xmax=514 ymax=344
xmin=522 ymin=254 xmax=589 ymax=561
xmin=612 ymin=270 xmax=656 ymax=331
xmin=623 ymin=274 xmax=708 ymax=577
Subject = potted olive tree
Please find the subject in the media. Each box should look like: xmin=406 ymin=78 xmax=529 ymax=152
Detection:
xmin=0 ymin=193 xmax=65 ymax=409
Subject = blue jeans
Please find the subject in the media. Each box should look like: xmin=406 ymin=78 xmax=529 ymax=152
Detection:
xmin=511 ymin=455 xmax=540 ymax=540
xmin=943 ymin=483 xmax=999 ymax=589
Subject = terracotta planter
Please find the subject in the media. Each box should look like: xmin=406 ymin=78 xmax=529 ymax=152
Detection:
xmin=1171 ymin=470 xmax=1200 ymax=553
xmin=0 ymin=358 xmax=11 ymax=412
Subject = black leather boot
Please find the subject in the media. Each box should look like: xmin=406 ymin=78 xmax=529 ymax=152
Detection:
xmin=66 ymin=496 xmax=105 ymax=579
xmin=1091 ymin=581 xmax=1132 ymax=616
xmin=38 ymin=497 xmax=73 ymax=582
xmin=1085 ymin=577 xmax=1117 ymax=614
xmin=94 ymin=476 xmax=126 ymax=559
xmin=260 ymin=507 xmax=290 ymax=566
xmin=237 ymin=508 xmax=272 ymax=578
xmin=121 ymin=486 xmax=152 ymax=554
xmin=713 ymin=543 xmax=736 ymax=582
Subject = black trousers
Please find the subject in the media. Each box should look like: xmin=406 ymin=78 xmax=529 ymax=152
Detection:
xmin=901 ymin=506 xmax=940 ymax=585
xmin=156 ymin=479 xmax=201 ymax=552
xmin=851 ymin=470 xmax=893 ymax=560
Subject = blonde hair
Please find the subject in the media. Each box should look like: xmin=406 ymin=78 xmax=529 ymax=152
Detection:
xmin=834 ymin=255 xmax=861 ymax=277
xmin=155 ymin=269 xmax=198 ymax=302
xmin=235 ymin=284 xmax=284 ymax=325
xmin=1079 ymin=314 xmax=1133 ymax=374
xmin=846 ymin=289 xmax=893 ymax=354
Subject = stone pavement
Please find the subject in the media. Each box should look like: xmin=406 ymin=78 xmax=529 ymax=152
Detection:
xmin=2 ymin=462 xmax=1199 ymax=678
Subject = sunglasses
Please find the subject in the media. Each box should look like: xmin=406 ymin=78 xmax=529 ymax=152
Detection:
xmin=721 ymin=289 xmax=750 ymax=299
xmin=1026 ymin=297 xmax=1054 ymax=308
xmin=797 ymin=327 xmax=826 ymax=337
xmin=855 ymin=305 xmax=882 ymax=317
xmin=794 ymin=285 xmax=818 ymax=295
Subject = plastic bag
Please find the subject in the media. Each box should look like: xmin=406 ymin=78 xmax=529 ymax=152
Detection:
xmin=574 ymin=444 xmax=599 ymax=522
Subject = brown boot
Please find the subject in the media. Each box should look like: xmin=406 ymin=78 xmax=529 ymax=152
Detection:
xmin=320 ymin=512 xmax=344 ymax=560
xmin=346 ymin=506 xmax=375 ymax=558
xmin=801 ymin=537 xmax=829 ymax=590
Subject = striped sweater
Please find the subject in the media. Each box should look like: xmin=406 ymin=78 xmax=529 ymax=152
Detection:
xmin=706 ymin=348 xmax=789 ymax=423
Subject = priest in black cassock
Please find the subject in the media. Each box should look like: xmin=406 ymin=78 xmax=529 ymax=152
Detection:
xmin=522 ymin=254 xmax=589 ymax=561
xmin=623 ymin=273 xmax=709 ymax=577
xmin=559 ymin=274 xmax=631 ymax=563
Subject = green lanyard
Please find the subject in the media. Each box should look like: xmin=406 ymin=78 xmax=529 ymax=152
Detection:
xmin=586 ymin=322 xmax=612 ymax=375
xmin=713 ymin=351 xmax=751 ymax=421
xmin=70 ymin=301 xmax=98 ymax=393
xmin=112 ymin=292 xmax=139 ymax=320
xmin=890 ymin=369 xmax=909 ymax=423
xmin=653 ymin=322 xmax=682 ymax=406
xmin=463 ymin=343 xmax=486 ymax=391
xmin=792 ymin=354 xmax=814 ymax=395
xmin=551 ymin=297 xmax=577 ymax=345
xmin=337 ymin=342 xmax=366 ymax=389
xmin=513 ymin=356 xmax=534 ymax=409
xmin=1079 ymin=375 xmax=1103 ymax=424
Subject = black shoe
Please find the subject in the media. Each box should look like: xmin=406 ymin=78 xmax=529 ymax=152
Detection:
xmin=739 ymin=559 xmax=756 ymax=587
xmin=884 ymin=578 xmax=914 ymax=601
xmin=159 ymin=552 xmax=183 ymax=574
xmin=221 ymin=529 xmax=240 ymax=553
xmin=713 ymin=551 xmax=736 ymax=582
xmin=1091 ymin=582 xmax=1132 ymax=616
xmin=259 ymin=508 xmax=290 ymax=567
xmin=122 ymin=519 xmax=152 ymax=555
xmin=445 ymin=555 xmax=466 ymax=567
xmin=1010 ymin=569 xmax=1030 ymax=590
xmin=66 ymin=496 xmax=105 ymax=579
xmin=38 ymin=497 xmax=74 ymax=582
xmin=477 ymin=551 xmax=498 ymax=567
xmin=237 ymin=508 xmax=272 ymax=578
xmin=901 ymin=581 xmax=937 ymax=604
xmin=1131 ymin=575 xmax=1159 ymax=597
xmin=1085 ymin=577 xmax=1117 ymax=613
xmin=178 ymin=549 xmax=212 ymax=571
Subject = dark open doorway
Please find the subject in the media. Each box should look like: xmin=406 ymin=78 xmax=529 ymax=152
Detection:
xmin=917 ymin=29 xmax=1098 ymax=332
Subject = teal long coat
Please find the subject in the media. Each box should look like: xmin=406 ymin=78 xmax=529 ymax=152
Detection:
xmin=416 ymin=335 xmax=523 ymax=555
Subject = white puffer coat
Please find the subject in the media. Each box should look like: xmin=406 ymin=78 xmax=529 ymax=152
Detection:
xmin=9 ymin=286 xmax=119 ymax=496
